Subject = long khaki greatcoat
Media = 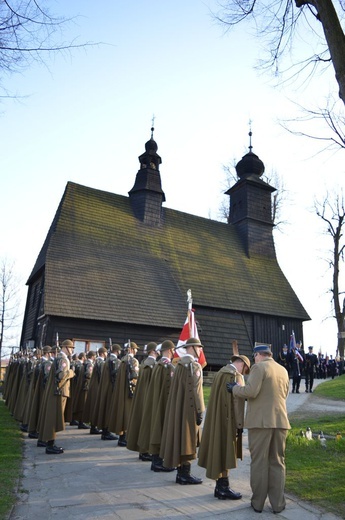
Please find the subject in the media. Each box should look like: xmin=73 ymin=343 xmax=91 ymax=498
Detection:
xmin=107 ymin=354 xmax=139 ymax=435
xmin=38 ymin=353 xmax=74 ymax=442
xmin=160 ymin=355 xmax=205 ymax=468
xmin=198 ymin=364 xmax=245 ymax=480
xmin=83 ymin=357 xmax=104 ymax=424
xmin=126 ymin=356 xmax=156 ymax=452
xmin=6 ymin=359 xmax=22 ymax=413
xmin=28 ymin=358 xmax=52 ymax=434
xmin=137 ymin=357 xmax=174 ymax=455
xmin=13 ymin=359 xmax=32 ymax=422
xmin=94 ymin=355 xmax=120 ymax=429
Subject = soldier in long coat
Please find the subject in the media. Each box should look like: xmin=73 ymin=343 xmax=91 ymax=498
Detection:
xmin=107 ymin=341 xmax=139 ymax=446
xmin=94 ymin=344 xmax=121 ymax=440
xmin=138 ymin=340 xmax=176 ymax=472
xmin=28 ymin=346 xmax=52 ymax=440
xmin=38 ymin=339 xmax=75 ymax=454
xmin=13 ymin=353 xmax=33 ymax=427
xmin=83 ymin=346 xmax=107 ymax=434
xmin=20 ymin=351 xmax=41 ymax=431
xmin=198 ymin=354 xmax=251 ymax=499
xmin=126 ymin=342 xmax=159 ymax=459
xmin=66 ymin=353 xmax=79 ymax=425
xmin=74 ymin=350 xmax=96 ymax=429
xmin=5 ymin=353 xmax=23 ymax=414
xmin=160 ymin=337 xmax=205 ymax=485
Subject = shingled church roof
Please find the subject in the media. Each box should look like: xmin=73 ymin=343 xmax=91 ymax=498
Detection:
xmin=28 ymin=181 xmax=309 ymax=327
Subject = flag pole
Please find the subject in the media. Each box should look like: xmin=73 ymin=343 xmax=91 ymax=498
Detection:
xmin=187 ymin=289 xmax=192 ymax=337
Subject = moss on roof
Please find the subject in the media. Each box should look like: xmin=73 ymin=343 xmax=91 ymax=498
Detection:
xmin=29 ymin=181 xmax=309 ymax=327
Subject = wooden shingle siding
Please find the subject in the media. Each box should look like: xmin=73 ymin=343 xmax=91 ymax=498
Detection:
xmin=20 ymin=138 xmax=310 ymax=369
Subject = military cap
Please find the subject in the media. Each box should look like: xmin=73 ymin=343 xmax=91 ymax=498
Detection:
xmin=160 ymin=340 xmax=175 ymax=352
xmin=124 ymin=341 xmax=138 ymax=351
xmin=42 ymin=345 xmax=52 ymax=354
xmin=308 ymin=346 xmax=314 ymax=350
xmin=142 ymin=342 xmax=158 ymax=355
xmin=87 ymin=350 xmax=96 ymax=358
xmin=98 ymin=346 xmax=108 ymax=354
xmin=230 ymin=354 xmax=251 ymax=371
xmin=253 ymin=344 xmax=272 ymax=355
xmin=184 ymin=337 xmax=204 ymax=349
xmin=111 ymin=344 xmax=122 ymax=353
xmin=61 ymin=339 xmax=74 ymax=348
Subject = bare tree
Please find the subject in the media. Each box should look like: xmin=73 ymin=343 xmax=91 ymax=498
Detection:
xmin=281 ymin=96 xmax=345 ymax=152
xmin=0 ymin=1 xmax=93 ymax=96
xmin=314 ymin=191 xmax=345 ymax=360
xmin=0 ymin=259 xmax=22 ymax=366
xmin=216 ymin=0 xmax=345 ymax=106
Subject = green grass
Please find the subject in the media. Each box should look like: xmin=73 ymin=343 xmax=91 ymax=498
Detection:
xmin=286 ymin=376 xmax=345 ymax=518
xmin=203 ymin=375 xmax=345 ymax=518
xmin=1 ymin=378 xmax=344 ymax=518
xmin=286 ymin=420 xmax=345 ymax=517
xmin=203 ymin=385 xmax=211 ymax=407
xmin=0 ymin=400 xmax=23 ymax=520
xmin=313 ymin=376 xmax=345 ymax=399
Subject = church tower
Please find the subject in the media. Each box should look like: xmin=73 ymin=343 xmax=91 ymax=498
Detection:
xmin=226 ymin=132 xmax=276 ymax=258
xmin=128 ymin=126 xmax=166 ymax=226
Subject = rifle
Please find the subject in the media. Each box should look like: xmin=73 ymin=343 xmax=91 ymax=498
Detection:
xmin=232 ymin=339 xmax=243 ymax=459
xmin=126 ymin=339 xmax=134 ymax=398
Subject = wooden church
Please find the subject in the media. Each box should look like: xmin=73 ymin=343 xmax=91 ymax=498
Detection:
xmin=20 ymin=129 xmax=310 ymax=369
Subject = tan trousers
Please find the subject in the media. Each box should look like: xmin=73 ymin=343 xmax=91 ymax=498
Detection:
xmin=248 ymin=428 xmax=288 ymax=512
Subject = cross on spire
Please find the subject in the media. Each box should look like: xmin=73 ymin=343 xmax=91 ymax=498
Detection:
xmin=151 ymin=114 xmax=155 ymax=139
xmin=248 ymin=119 xmax=253 ymax=152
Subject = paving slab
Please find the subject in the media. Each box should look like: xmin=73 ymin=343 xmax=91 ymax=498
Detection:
xmin=8 ymin=378 xmax=345 ymax=520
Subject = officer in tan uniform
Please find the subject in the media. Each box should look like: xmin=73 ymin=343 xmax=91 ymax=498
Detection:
xmin=227 ymin=344 xmax=290 ymax=514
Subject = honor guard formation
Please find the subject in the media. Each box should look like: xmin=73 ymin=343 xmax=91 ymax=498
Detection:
xmin=4 ymin=337 xmax=340 ymax=514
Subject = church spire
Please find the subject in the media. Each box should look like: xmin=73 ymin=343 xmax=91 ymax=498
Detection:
xmin=128 ymin=124 xmax=165 ymax=226
xmin=226 ymin=129 xmax=276 ymax=258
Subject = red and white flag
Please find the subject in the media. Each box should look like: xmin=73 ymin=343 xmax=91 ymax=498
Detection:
xmin=174 ymin=300 xmax=207 ymax=368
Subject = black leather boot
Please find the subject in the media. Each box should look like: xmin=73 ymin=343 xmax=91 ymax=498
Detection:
xmin=45 ymin=440 xmax=64 ymax=454
xmin=90 ymin=425 xmax=102 ymax=434
xmin=101 ymin=428 xmax=119 ymax=440
xmin=214 ymin=477 xmax=242 ymax=500
xmin=176 ymin=463 xmax=202 ymax=485
xmin=117 ymin=433 xmax=127 ymax=446
xmin=78 ymin=421 xmax=90 ymax=430
xmin=151 ymin=454 xmax=175 ymax=472
xmin=139 ymin=452 xmax=152 ymax=461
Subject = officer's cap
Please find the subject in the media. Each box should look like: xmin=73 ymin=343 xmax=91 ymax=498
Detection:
xmin=253 ymin=344 xmax=272 ymax=355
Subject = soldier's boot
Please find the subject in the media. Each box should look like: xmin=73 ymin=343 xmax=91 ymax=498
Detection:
xmin=214 ymin=477 xmax=242 ymax=500
xmin=176 ymin=463 xmax=202 ymax=485
xmin=90 ymin=424 xmax=102 ymax=434
xmin=117 ymin=433 xmax=127 ymax=447
xmin=151 ymin=454 xmax=175 ymax=472
xmin=78 ymin=421 xmax=90 ymax=430
xmin=139 ymin=452 xmax=152 ymax=461
xmin=45 ymin=440 xmax=64 ymax=455
xmin=101 ymin=427 xmax=119 ymax=440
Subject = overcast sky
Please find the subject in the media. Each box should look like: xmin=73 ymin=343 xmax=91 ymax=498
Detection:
xmin=0 ymin=0 xmax=344 ymax=357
